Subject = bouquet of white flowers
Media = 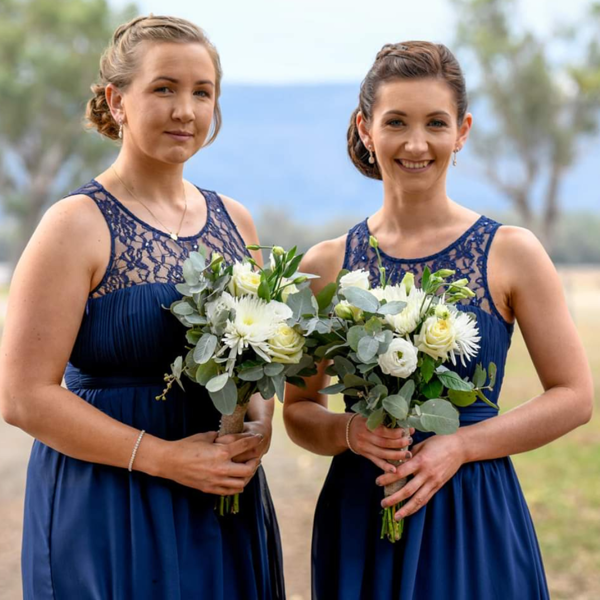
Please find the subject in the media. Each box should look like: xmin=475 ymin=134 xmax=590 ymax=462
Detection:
xmin=310 ymin=237 xmax=497 ymax=542
xmin=159 ymin=245 xmax=318 ymax=514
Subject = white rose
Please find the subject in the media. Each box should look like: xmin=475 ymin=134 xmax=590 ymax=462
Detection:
xmin=268 ymin=324 xmax=305 ymax=364
xmin=377 ymin=338 xmax=419 ymax=378
xmin=228 ymin=262 xmax=261 ymax=297
xmin=334 ymin=300 xmax=363 ymax=322
xmin=414 ymin=315 xmax=456 ymax=361
xmin=339 ymin=269 xmax=370 ymax=291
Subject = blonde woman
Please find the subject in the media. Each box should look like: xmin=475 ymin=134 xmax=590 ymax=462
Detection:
xmin=0 ymin=16 xmax=284 ymax=599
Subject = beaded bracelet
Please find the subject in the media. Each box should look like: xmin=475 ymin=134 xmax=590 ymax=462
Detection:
xmin=345 ymin=413 xmax=360 ymax=455
xmin=128 ymin=429 xmax=146 ymax=472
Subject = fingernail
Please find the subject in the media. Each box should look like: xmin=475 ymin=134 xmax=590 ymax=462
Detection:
xmin=255 ymin=433 xmax=264 ymax=439
xmin=387 ymin=466 xmax=396 ymax=473
xmin=376 ymin=478 xmax=382 ymax=486
xmin=407 ymin=437 xmax=413 ymax=445
xmin=405 ymin=451 xmax=412 ymax=459
xmin=395 ymin=511 xmax=403 ymax=521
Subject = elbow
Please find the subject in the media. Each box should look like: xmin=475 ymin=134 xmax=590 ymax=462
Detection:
xmin=0 ymin=389 xmax=22 ymax=428
xmin=580 ymin=392 xmax=594 ymax=425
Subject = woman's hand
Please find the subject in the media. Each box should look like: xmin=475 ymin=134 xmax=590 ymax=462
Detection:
xmin=347 ymin=415 xmax=414 ymax=473
xmin=376 ymin=433 xmax=466 ymax=519
xmin=163 ymin=431 xmax=263 ymax=495
xmin=216 ymin=419 xmax=272 ymax=463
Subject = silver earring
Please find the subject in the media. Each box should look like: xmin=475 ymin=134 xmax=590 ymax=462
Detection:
xmin=452 ymin=149 xmax=458 ymax=167
xmin=368 ymin=148 xmax=375 ymax=165
xmin=118 ymin=120 xmax=123 ymax=139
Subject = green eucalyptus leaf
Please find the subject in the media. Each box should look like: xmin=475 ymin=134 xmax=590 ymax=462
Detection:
xmin=347 ymin=326 xmax=367 ymax=352
xmin=287 ymin=288 xmax=318 ymax=319
xmin=182 ymin=260 xmax=200 ymax=286
xmin=368 ymin=371 xmax=383 ymax=385
xmin=366 ymin=408 xmax=385 ymax=430
xmin=357 ymin=336 xmax=379 ymax=363
xmin=319 ymin=382 xmax=346 ymax=395
xmin=334 ymin=356 xmax=356 ymax=379
xmin=206 ymin=373 xmax=229 ymax=393
xmin=382 ymin=394 xmax=409 ymax=420
xmin=257 ymin=375 xmax=276 ymax=399
xmin=364 ymin=316 xmax=383 ymax=334
xmin=196 ymin=360 xmax=220 ymax=386
xmin=208 ymin=377 xmax=238 ymax=415
xmin=351 ymin=400 xmax=370 ymax=417
xmin=377 ymin=300 xmax=407 ymax=315
xmin=286 ymin=376 xmax=307 ymax=389
xmin=264 ymin=362 xmax=285 ymax=376
xmin=399 ymin=379 xmax=416 ymax=402
xmin=473 ymin=363 xmax=487 ymax=389
xmin=172 ymin=302 xmax=194 ymax=316
xmin=343 ymin=373 xmax=372 ymax=389
xmin=186 ymin=330 xmax=203 ymax=345
xmin=488 ymin=362 xmax=497 ymax=389
xmin=189 ymin=251 xmax=206 ymax=271
xmin=420 ymin=354 xmax=436 ymax=383
xmin=175 ymin=283 xmax=192 ymax=296
xmin=419 ymin=399 xmax=460 ymax=434
xmin=193 ymin=334 xmax=218 ymax=365
xmin=342 ymin=287 xmax=380 ymax=313
xmin=238 ymin=366 xmax=265 ymax=382
xmin=272 ymin=373 xmax=286 ymax=402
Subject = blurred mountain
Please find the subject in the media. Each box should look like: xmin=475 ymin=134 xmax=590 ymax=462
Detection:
xmin=184 ymin=84 xmax=600 ymax=223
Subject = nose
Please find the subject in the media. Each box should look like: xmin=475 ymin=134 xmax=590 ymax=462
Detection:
xmin=404 ymin=129 xmax=428 ymax=156
xmin=172 ymin=95 xmax=194 ymax=123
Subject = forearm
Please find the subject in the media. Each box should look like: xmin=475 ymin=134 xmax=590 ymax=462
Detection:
xmin=457 ymin=386 xmax=591 ymax=463
xmin=247 ymin=393 xmax=274 ymax=426
xmin=5 ymin=383 xmax=167 ymax=477
xmin=283 ymin=399 xmax=351 ymax=456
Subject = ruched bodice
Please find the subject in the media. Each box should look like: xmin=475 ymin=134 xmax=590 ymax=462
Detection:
xmin=21 ymin=180 xmax=285 ymax=600
xmin=311 ymin=216 xmax=548 ymax=600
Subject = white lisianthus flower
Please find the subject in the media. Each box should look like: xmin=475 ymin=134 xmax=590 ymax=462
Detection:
xmin=371 ymin=284 xmax=427 ymax=336
xmin=334 ymin=300 xmax=363 ymax=322
xmin=268 ymin=324 xmax=305 ymax=364
xmin=269 ymin=300 xmax=293 ymax=322
xmin=339 ymin=269 xmax=370 ymax=291
xmin=378 ymin=338 xmax=419 ymax=378
xmin=228 ymin=261 xmax=261 ymax=297
xmin=205 ymin=291 xmax=235 ymax=323
xmin=414 ymin=315 xmax=457 ymax=361
xmin=448 ymin=311 xmax=481 ymax=367
xmin=222 ymin=296 xmax=280 ymax=365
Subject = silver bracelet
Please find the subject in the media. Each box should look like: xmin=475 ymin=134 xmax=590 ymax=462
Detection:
xmin=128 ymin=430 xmax=146 ymax=472
xmin=345 ymin=413 xmax=360 ymax=455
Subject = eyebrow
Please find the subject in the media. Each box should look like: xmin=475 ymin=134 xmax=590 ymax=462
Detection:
xmin=382 ymin=110 xmax=452 ymax=118
xmin=150 ymin=76 xmax=215 ymax=86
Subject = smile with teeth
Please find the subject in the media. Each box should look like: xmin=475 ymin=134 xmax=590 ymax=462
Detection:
xmin=397 ymin=159 xmax=434 ymax=170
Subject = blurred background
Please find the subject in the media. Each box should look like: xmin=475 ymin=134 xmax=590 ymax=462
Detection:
xmin=0 ymin=0 xmax=598 ymax=598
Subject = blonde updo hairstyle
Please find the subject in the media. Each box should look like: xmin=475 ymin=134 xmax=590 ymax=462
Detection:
xmin=348 ymin=41 xmax=468 ymax=180
xmin=86 ymin=15 xmax=223 ymax=145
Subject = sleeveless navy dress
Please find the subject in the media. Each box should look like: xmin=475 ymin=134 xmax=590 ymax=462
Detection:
xmin=21 ymin=180 xmax=285 ymax=600
xmin=312 ymin=216 xmax=549 ymax=599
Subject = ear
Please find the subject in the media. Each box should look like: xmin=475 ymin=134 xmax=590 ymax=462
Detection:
xmin=455 ymin=112 xmax=473 ymax=152
xmin=356 ymin=111 xmax=372 ymax=150
xmin=105 ymin=83 xmax=126 ymax=125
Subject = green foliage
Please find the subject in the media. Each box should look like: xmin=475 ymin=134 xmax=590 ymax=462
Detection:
xmin=0 ymin=0 xmax=138 ymax=260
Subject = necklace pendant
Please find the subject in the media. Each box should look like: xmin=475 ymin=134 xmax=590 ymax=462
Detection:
xmin=170 ymin=232 xmax=178 ymax=241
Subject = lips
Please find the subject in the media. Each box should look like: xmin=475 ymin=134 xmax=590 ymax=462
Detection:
xmin=395 ymin=159 xmax=434 ymax=173
xmin=165 ymin=131 xmax=194 ymax=141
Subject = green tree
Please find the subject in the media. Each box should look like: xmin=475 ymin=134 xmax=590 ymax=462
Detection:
xmin=0 ymin=0 xmax=137 ymax=264
xmin=451 ymin=0 xmax=600 ymax=250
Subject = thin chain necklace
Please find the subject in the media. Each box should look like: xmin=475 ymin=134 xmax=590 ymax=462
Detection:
xmin=111 ymin=166 xmax=188 ymax=241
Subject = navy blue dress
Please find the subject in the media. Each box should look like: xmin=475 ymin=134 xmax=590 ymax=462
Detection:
xmin=312 ymin=216 xmax=549 ymax=599
xmin=21 ymin=180 xmax=285 ymax=600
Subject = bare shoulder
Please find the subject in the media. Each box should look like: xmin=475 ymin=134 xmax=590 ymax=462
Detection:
xmin=217 ymin=193 xmax=254 ymax=228
xmin=492 ymin=225 xmax=553 ymax=274
xmin=301 ymin=235 xmax=347 ymax=295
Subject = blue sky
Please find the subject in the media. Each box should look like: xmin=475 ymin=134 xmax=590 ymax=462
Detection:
xmin=111 ymin=0 xmax=593 ymax=84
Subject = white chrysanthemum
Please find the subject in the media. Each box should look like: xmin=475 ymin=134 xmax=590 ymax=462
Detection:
xmin=448 ymin=311 xmax=481 ymax=367
xmin=222 ymin=296 xmax=280 ymax=365
xmin=205 ymin=291 xmax=235 ymax=323
xmin=371 ymin=284 xmax=427 ymax=336
xmin=228 ymin=261 xmax=261 ymax=297
xmin=339 ymin=269 xmax=370 ymax=291
xmin=378 ymin=338 xmax=419 ymax=378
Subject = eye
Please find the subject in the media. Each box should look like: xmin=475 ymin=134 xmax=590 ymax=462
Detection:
xmin=429 ymin=119 xmax=448 ymax=128
xmin=387 ymin=119 xmax=405 ymax=127
xmin=194 ymin=90 xmax=210 ymax=98
xmin=154 ymin=86 xmax=173 ymax=94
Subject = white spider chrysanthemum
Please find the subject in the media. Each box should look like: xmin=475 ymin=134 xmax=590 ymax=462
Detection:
xmin=370 ymin=284 xmax=427 ymax=335
xmin=449 ymin=311 xmax=481 ymax=367
xmin=222 ymin=297 xmax=288 ymax=370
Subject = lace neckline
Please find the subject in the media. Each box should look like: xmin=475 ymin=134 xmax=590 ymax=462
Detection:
xmin=363 ymin=215 xmax=485 ymax=263
xmin=91 ymin=178 xmax=211 ymax=242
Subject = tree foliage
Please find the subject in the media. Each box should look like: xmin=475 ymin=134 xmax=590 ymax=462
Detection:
xmin=0 ymin=0 xmax=137 ymax=262
xmin=451 ymin=0 xmax=600 ymax=250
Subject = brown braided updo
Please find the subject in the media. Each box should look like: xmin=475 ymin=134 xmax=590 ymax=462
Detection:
xmin=347 ymin=41 xmax=468 ymax=180
xmin=86 ymin=15 xmax=223 ymax=144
